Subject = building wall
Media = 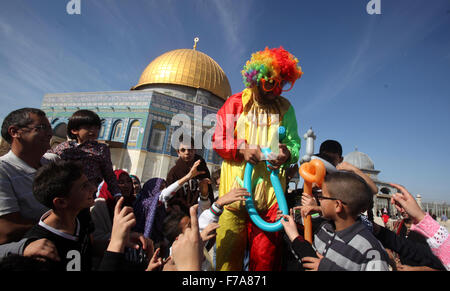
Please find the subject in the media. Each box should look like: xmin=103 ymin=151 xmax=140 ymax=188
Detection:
xmin=42 ymin=86 xmax=224 ymax=184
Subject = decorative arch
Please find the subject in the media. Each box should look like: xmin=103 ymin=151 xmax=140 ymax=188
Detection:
xmin=53 ymin=122 xmax=67 ymax=139
xmin=380 ymin=187 xmax=391 ymax=195
xmin=149 ymin=121 xmax=167 ymax=152
xmin=127 ymin=120 xmax=141 ymax=147
xmin=111 ymin=120 xmax=123 ymax=141
xmin=98 ymin=119 xmax=107 ymax=140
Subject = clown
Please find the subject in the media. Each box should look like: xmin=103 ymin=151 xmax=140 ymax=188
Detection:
xmin=212 ymin=47 xmax=302 ymax=271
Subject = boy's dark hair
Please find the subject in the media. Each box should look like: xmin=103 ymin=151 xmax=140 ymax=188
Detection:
xmin=67 ymin=109 xmax=101 ymax=140
xmin=33 ymin=160 xmax=84 ymax=209
xmin=319 ymin=140 xmax=342 ymax=156
xmin=324 ymin=171 xmax=373 ymax=217
xmin=177 ymin=134 xmax=195 ymax=149
xmin=318 ymin=140 xmax=343 ymax=166
xmin=163 ymin=210 xmax=189 ymax=246
xmin=1 ymin=108 xmax=47 ymax=144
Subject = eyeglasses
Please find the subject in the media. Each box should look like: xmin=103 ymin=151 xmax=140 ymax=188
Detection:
xmin=312 ymin=188 xmax=322 ymax=195
xmin=316 ymin=195 xmax=347 ymax=205
xmin=261 ymin=78 xmax=295 ymax=93
xmin=22 ymin=124 xmax=51 ymax=132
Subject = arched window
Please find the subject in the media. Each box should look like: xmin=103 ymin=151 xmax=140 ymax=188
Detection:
xmin=53 ymin=123 xmax=67 ymax=139
xmin=380 ymin=187 xmax=391 ymax=195
xmin=149 ymin=122 xmax=166 ymax=151
xmin=127 ymin=120 xmax=141 ymax=147
xmin=98 ymin=119 xmax=106 ymax=139
xmin=112 ymin=120 xmax=123 ymax=141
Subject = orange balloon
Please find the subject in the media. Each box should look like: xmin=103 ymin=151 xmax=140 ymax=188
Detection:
xmin=299 ymin=159 xmax=326 ymax=188
xmin=299 ymin=159 xmax=326 ymax=244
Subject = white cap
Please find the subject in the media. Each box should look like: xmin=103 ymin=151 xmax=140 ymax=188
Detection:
xmin=310 ymin=155 xmax=337 ymax=173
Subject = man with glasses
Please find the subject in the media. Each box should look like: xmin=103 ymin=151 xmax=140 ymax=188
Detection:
xmin=166 ymin=135 xmax=213 ymax=214
xmin=0 ymin=108 xmax=59 ymax=244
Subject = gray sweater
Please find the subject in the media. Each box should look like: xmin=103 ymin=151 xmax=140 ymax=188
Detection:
xmin=0 ymin=238 xmax=29 ymax=259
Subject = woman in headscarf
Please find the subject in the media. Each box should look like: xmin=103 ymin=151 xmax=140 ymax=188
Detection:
xmin=133 ymin=178 xmax=167 ymax=242
xmin=129 ymin=175 xmax=142 ymax=199
xmin=133 ymin=160 xmax=206 ymax=258
xmin=91 ymin=169 xmax=134 ymax=241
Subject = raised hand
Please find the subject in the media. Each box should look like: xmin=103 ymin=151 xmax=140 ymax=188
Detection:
xmin=127 ymin=232 xmax=154 ymax=260
xmin=389 ymin=183 xmax=425 ymax=224
xmin=146 ymin=248 xmax=171 ymax=271
xmin=108 ymin=197 xmax=136 ymax=253
xmin=187 ymin=160 xmax=205 ymax=179
xmin=280 ymin=209 xmax=300 ymax=242
xmin=171 ymin=205 xmax=203 ymax=271
xmin=216 ymin=187 xmax=250 ymax=207
xmin=200 ymin=222 xmax=220 ymax=243
xmin=199 ymin=178 xmax=212 ymax=199
xmin=294 ymin=205 xmax=322 ymax=218
xmin=301 ymin=193 xmax=317 ymax=207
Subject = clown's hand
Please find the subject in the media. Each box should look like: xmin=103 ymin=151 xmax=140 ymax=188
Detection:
xmin=238 ymin=144 xmax=263 ymax=165
xmin=268 ymin=144 xmax=291 ymax=170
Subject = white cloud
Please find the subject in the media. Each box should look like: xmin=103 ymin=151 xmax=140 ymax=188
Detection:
xmin=208 ymin=0 xmax=254 ymax=60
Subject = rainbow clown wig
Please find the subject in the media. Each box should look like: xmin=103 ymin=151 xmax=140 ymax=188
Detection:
xmin=242 ymin=47 xmax=303 ymax=89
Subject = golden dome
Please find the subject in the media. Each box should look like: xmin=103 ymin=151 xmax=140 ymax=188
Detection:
xmin=132 ymin=48 xmax=232 ymax=100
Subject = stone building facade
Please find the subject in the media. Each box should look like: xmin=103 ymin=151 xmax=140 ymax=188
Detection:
xmin=41 ymin=46 xmax=231 ymax=183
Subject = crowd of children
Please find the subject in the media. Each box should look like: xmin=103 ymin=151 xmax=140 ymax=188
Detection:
xmin=0 ymin=107 xmax=448 ymax=271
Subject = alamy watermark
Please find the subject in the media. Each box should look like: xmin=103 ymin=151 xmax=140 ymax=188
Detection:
xmin=170 ymin=106 xmax=282 ymax=159
xmin=366 ymin=0 xmax=381 ymax=15
xmin=66 ymin=1 xmax=381 ymax=16
xmin=66 ymin=0 xmax=81 ymax=15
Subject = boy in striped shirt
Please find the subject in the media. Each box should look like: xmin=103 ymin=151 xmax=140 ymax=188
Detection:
xmin=281 ymin=171 xmax=390 ymax=271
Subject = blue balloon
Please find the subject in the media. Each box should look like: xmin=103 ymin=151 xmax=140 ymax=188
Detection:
xmin=244 ymin=146 xmax=289 ymax=232
xmin=278 ymin=126 xmax=286 ymax=141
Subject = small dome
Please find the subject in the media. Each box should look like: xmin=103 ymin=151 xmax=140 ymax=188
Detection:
xmin=344 ymin=149 xmax=375 ymax=171
xmin=132 ymin=48 xmax=232 ymax=100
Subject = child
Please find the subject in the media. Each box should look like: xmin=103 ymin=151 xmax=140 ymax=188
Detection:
xmin=281 ymin=171 xmax=390 ymax=271
xmin=168 ymin=205 xmax=204 ymax=271
xmin=23 ymin=160 xmax=97 ymax=271
xmin=162 ymin=187 xmax=250 ymax=271
xmin=49 ymin=110 xmax=122 ymax=198
xmin=163 ymin=187 xmax=250 ymax=247
xmin=133 ymin=160 xmax=205 ymax=251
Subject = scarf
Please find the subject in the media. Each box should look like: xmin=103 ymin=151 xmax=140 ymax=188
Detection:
xmin=98 ymin=169 xmax=131 ymax=213
xmin=133 ymin=178 xmax=165 ymax=239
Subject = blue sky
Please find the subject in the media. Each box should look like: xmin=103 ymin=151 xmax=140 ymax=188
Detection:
xmin=1 ymin=0 xmax=449 ymax=203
